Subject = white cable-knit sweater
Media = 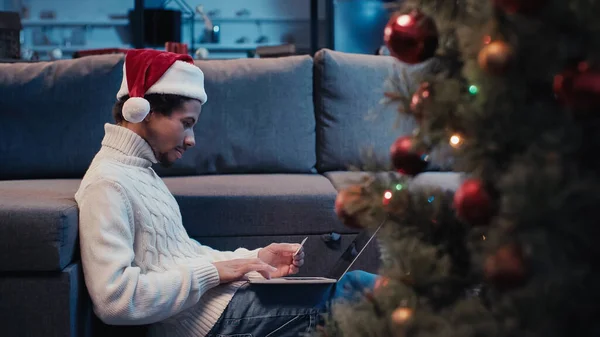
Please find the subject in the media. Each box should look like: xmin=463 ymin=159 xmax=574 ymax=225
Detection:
xmin=75 ymin=124 xmax=262 ymax=337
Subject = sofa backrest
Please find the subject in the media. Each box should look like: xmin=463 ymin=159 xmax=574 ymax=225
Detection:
xmin=0 ymin=49 xmax=428 ymax=180
xmin=313 ymin=49 xmax=432 ymax=172
xmin=0 ymin=55 xmax=123 ymax=180
xmin=155 ymin=55 xmax=316 ymax=176
xmin=0 ymin=53 xmax=316 ymax=180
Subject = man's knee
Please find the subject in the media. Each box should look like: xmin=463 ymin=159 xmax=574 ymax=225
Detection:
xmin=334 ymin=270 xmax=379 ymax=301
xmin=341 ymin=270 xmax=378 ymax=289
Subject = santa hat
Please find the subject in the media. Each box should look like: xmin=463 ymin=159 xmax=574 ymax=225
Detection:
xmin=116 ymin=49 xmax=208 ymax=123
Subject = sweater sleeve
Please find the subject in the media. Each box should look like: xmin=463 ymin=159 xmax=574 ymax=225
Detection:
xmin=77 ymin=179 xmax=220 ymax=326
xmin=191 ymin=239 xmax=262 ymax=262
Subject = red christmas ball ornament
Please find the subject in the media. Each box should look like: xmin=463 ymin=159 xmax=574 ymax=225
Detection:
xmin=383 ymin=10 xmax=439 ymax=64
xmin=484 ymin=243 xmax=527 ymax=289
xmin=492 ymin=0 xmax=548 ymax=15
xmin=553 ymin=62 xmax=600 ymax=109
xmin=410 ymin=82 xmax=432 ymax=123
xmin=390 ymin=136 xmax=428 ymax=176
xmin=453 ymin=178 xmax=493 ymax=225
xmin=334 ymin=185 xmax=366 ymax=229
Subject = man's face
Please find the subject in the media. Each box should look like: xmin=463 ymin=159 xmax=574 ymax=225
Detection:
xmin=144 ymin=99 xmax=202 ymax=168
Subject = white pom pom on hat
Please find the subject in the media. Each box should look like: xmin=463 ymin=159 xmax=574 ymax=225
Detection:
xmin=116 ymin=49 xmax=208 ymax=123
xmin=122 ymin=97 xmax=151 ymax=123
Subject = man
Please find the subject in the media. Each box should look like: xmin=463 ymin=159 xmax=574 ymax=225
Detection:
xmin=75 ymin=49 xmax=376 ymax=337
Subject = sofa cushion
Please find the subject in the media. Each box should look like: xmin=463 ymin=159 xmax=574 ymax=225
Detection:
xmin=324 ymin=171 xmax=464 ymax=192
xmin=0 ymin=55 xmax=123 ymax=180
xmin=411 ymin=171 xmax=464 ymax=191
xmin=154 ymin=56 xmax=317 ymax=176
xmin=163 ymin=174 xmax=356 ymax=237
xmin=313 ymin=49 xmax=432 ymax=172
xmin=0 ymin=179 xmax=81 ymax=272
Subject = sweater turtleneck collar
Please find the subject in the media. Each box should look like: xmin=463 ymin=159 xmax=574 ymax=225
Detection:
xmin=99 ymin=123 xmax=158 ymax=167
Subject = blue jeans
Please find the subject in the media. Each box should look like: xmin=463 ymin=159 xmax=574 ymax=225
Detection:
xmin=207 ymin=271 xmax=378 ymax=337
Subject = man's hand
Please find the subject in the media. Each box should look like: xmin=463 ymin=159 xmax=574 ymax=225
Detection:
xmin=212 ymin=258 xmax=278 ymax=283
xmin=258 ymin=243 xmax=305 ymax=278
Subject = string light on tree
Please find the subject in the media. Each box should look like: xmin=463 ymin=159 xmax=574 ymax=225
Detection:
xmin=449 ymin=133 xmax=464 ymax=148
xmin=469 ymin=85 xmax=479 ymax=95
xmin=383 ymin=10 xmax=439 ymax=64
xmin=391 ymin=307 xmax=413 ymax=325
xmin=382 ymin=190 xmax=393 ymax=206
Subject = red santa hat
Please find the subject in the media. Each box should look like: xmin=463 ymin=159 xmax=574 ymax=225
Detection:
xmin=116 ymin=49 xmax=208 ymax=123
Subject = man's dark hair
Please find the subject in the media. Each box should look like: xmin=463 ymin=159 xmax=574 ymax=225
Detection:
xmin=112 ymin=94 xmax=194 ymax=124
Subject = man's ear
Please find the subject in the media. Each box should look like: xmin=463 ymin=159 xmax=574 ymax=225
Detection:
xmin=143 ymin=111 xmax=155 ymax=123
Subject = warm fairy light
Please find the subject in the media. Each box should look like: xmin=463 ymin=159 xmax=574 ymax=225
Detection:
xmin=382 ymin=190 xmax=393 ymax=206
xmin=397 ymin=14 xmax=413 ymax=27
xmin=391 ymin=307 xmax=413 ymax=324
xmin=384 ymin=27 xmax=392 ymax=37
xmin=411 ymin=95 xmax=420 ymax=105
xmin=384 ymin=190 xmax=393 ymax=200
xmin=450 ymin=134 xmax=463 ymax=148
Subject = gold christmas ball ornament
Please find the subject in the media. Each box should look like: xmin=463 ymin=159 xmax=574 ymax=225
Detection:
xmin=478 ymin=41 xmax=514 ymax=75
xmin=334 ymin=185 xmax=368 ymax=229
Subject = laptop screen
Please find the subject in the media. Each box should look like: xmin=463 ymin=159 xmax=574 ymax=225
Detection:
xmin=326 ymin=218 xmax=386 ymax=280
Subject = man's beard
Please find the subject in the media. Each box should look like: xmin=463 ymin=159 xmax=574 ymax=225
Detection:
xmin=157 ymin=152 xmax=174 ymax=168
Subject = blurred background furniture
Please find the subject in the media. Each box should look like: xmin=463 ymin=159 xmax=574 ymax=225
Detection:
xmin=4 ymin=0 xmax=395 ymax=61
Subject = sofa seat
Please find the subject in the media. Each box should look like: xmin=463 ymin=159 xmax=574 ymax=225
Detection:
xmin=0 ymin=262 xmax=93 ymax=337
xmin=0 ymin=179 xmax=81 ymax=272
xmin=0 ymin=174 xmax=357 ymax=271
xmin=163 ymin=173 xmax=353 ymax=237
xmin=0 ymin=172 xmax=460 ymax=274
xmin=324 ymin=171 xmax=464 ymax=192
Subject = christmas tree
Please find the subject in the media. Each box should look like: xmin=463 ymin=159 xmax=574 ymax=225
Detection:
xmin=319 ymin=0 xmax=600 ymax=336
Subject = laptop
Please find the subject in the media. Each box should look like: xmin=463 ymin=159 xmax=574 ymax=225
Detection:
xmin=248 ymin=219 xmax=384 ymax=284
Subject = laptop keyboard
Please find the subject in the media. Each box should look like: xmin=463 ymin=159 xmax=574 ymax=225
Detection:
xmin=281 ymin=277 xmax=328 ymax=280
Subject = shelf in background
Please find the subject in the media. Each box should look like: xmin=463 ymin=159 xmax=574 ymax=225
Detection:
xmin=25 ymin=45 xmax=130 ymax=52
xmin=193 ymin=17 xmax=312 ymax=23
xmin=21 ymin=18 xmax=324 ymax=27
xmin=24 ymin=43 xmax=295 ymax=53
xmin=21 ymin=19 xmax=129 ymax=27
xmin=193 ymin=43 xmax=286 ymax=51
xmin=185 ymin=17 xmax=326 ymax=24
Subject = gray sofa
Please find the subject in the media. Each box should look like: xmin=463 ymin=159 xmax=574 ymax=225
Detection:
xmin=0 ymin=49 xmax=460 ymax=337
